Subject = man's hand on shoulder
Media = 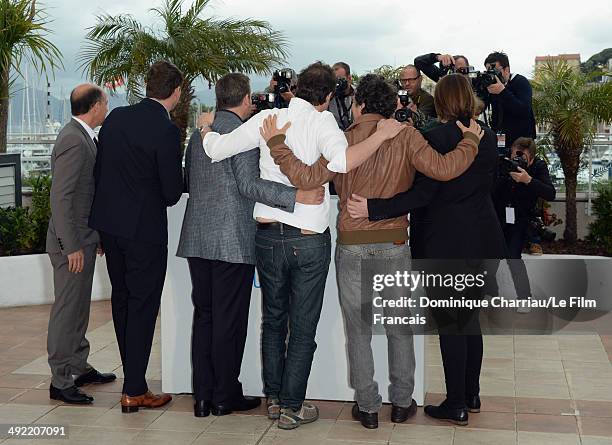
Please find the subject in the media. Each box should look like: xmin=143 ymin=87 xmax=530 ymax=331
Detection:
xmin=259 ymin=114 xmax=291 ymax=144
xmin=198 ymin=112 xmax=215 ymax=138
xmin=376 ymin=118 xmax=407 ymax=140
xmin=456 ymin=119 xmax=484 ymax=142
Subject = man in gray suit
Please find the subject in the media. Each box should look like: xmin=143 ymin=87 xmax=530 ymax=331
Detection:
xmin=177 ymin=73 xmax=324 ymax=418
xmin=46 ymin=84 xmax=116 ymax=404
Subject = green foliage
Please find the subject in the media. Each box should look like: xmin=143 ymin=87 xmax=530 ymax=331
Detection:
xmin=581 ymin=48 xmax=612 ymax=75
xmin=0 ymin=174 xmax=51 ymax=256
xmin=588 ymin=181 xmax=612 ymax=254
xmin=370 ymin=65 xmax=405 ymax=83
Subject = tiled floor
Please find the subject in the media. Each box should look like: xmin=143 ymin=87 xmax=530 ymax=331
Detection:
xmin=1 ymin=301 xmax=612 ymax=444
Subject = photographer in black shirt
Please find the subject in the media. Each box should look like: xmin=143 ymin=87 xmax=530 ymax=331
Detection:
xmin=414 ymin=52 xmax=471 ymax=82
xmin=328 ymin=62 xmax=355 ymax=130
xmin=483 ymin=52 xmax=536 ymax=150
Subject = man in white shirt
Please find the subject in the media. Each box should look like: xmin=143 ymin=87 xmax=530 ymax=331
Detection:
xmin=198 ymin=62 xmax=404 ymax=430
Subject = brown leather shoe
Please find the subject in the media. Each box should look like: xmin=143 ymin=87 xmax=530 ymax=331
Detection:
xmin=121 ymin=391 xmax=172 ymax=413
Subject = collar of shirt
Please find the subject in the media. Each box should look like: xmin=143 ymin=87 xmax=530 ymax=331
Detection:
xmin=146 ymin=97 xmax=172 ymax=119
xmin=288 ymin=97 xmax=317 ymax=112
xmin=72 ymin=116 xmax=97 ymax=142
xmin=346 ymin=113 xmax=383 ymax=131
xmin=216 ymin=109 xmax=245 ymax=123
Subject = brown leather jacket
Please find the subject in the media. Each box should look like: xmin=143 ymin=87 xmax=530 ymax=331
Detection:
xmin=267 ymin=113 xmax=479 ymax=244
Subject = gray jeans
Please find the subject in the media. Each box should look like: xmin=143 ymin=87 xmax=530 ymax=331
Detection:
xmin=336 ymin=242 xmax=415 ymax=413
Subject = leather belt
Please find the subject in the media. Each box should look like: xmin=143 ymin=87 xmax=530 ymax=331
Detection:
xmin=257 ymin=221 xmax=301 ymax=231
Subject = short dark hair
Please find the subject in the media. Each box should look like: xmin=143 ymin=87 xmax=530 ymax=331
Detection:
xmin=333 ymin=62 xmax=351 ymax=77
xmin=454 ymin=55 xmax=470 ymax=66
xmin=434 ymin=74 xmax=476 ymax=122
xmin=215 ymin=73 xmax=250 ymax=110
xmin=70 ymin=86 xmax=104 ymax=116
xmin=295 ymin=61 xmax=336 ymax=106
xmin=512 ymin=137 xmax=536 ymax=157
xmin=354 ymin=74 xmax=397 ymax=119
xmin=484 ymin=51 xmax=509 ymax=69
xmin=145 ymin=60 xmax=184 ymax=100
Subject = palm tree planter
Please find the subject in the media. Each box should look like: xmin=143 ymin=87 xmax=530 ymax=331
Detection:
xmin=0 ymin=0 xmax=62 ymax=153
xmin=532 ymin=62 xmax=612 ymax=243
xmin=79 ymin=0 xmax=288 ymax=145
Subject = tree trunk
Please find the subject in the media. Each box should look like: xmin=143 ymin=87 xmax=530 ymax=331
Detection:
xmin=170 ymin=79 xmax=195 ymax=151
xmin=559 ymin=147 xmax=580 ymax=243
xmin=0 ymin=69 xmax=9 ymax=154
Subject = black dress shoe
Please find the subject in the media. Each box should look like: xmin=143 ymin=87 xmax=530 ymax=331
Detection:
xmin=466 ymin=395 xmax=481 ymax=413
xmin=74 ymin=369 xmax=117 ymax=387
xmin=211 ymin=403 xmax=233 ymax=416
xmin=194 ymin=400 xmax=211 ymax=417
xmin=391 ymin=399 xmax=417 ymax=423
xmin=424 ymin=402 xmax=468 ymax=426
xmin=232 ymin=396 xmax=262 ymax=412
xmin=49 ymin=384 xmax=94 ymax=405
xmin=351 ymin=403 xmax=378 ymax=429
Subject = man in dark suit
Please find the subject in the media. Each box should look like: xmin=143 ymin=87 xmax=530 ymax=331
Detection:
xmin=89 ymin=60 xmax=184 ymax=413
xmin=484 ymin=52 xmax=536 ymax=150
xmin=47 ymin=84 xmax=116 ymax=405
xmin=177 ymin=73 xmax=324 ymax=418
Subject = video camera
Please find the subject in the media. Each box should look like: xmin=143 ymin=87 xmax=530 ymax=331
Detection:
xmin=499 ymin=150 xmax=529 ymax=175
xmin=251 ymin=92 xmax=275 ymax=114
xmin=273 ymin=69 xmax=294 ymax=95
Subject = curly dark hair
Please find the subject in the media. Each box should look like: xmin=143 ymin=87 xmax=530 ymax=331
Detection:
xmin=295 ymin=61 xmax=336 ymax=106
xmin=354 ymin=74 xmax=397 ymax=118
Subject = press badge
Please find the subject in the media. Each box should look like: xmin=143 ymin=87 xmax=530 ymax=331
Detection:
xmin=505 ymin=207 xmax=515 ymax=224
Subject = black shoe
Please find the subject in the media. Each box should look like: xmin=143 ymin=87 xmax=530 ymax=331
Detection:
xmin=424 ymin=402 xmax=468 ymax=426
xmin=194 ymin=400 xmax=211 ymax=417
xmin=232 ymin=396 xmax=262 ymax=412
xmin=391 ymin=399 xmax=417 ymax=423
xmin=74 ymin=369 xmax=117 ymax=387
xmin=351 ymin=403 xmax=378 ymax=429
xmin=49 ymin=384 xmax=93 ymax=405
xmin=211 ymin=403 xmax=233 ymax=416
xmin=466 ymin=395 xmax=481 ymax=413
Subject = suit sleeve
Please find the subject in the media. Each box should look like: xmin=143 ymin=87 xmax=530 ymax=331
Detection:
xmin=414 ymin=53 xmax=442 ymax=82
xmin=231 ymin=148 xmax=297 ymax=212
xmin=267 ymin=134 xmax=336 ymax=190
xmin=527 ymin=161 xmax=556 ymax=202
xmin=408 ymin=129 xmax=479 ymax=180
xmin=50 ymin=136 xmax=85 ymax=255
xmin=157 ymin=124 xmax=184 ymax=206
xmin=498 ymin=75 xmax=533 ymax=117
xmin=368 ymin=173 xmax=439 ymax=221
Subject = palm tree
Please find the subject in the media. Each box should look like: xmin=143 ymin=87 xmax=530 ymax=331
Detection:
xmin=532 ymin=61 xmax=612 ymax=242
xmin=0 ymin=0 xmax=62 ymax=153
xmin=79 ymin=0 xmax=289 ymax=144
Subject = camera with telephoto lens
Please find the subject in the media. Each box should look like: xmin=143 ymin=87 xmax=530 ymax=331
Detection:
xmin=251 ymin=92 xmax=275 ymax=114
xmin=394 ymin=89 xmax=414 ymax=123
xmin=468 ymin=66 xmax=503 ymax=99
xmin=529 ymin=217 xmax=557 ymax=242
xmin=273 ymin=69 xmax=294 ymax=95
xmin=439 ymin=63 xmax=472 ymax=77
xmin=335 ymin=77 xmax=349 ymax=98
xmin=499 ymin=150 xmax=529 ymax=175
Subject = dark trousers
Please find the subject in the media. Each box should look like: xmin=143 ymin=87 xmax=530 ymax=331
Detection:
xmin=503 ymin=220 xmax=532 ymax=299
xmin=187 ymin=258 xmax=254 ymax=404
xmin=100 ymin=232 xmax=167 ymax=397
xmin=431 ymin=308 xmax=483 ymax=409
xmin=255 ymin=224 xmax=331 ymax=411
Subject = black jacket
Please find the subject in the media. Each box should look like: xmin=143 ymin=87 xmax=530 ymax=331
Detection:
xmin=493 ymin=157 xmax=556 ymax=222
xmin=89 ymin=98 xmax=184 ymax=245
xmin=488 ymin=74 xmax=536 ymax=149
xmin=414 ymin=53 xmax=445 ymax=83
xmin=368 ymin=121 xmax=506 ymax=259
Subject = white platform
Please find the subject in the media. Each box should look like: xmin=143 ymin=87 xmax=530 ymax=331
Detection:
xmin=161 ymin=194 xmax=426 ymax=404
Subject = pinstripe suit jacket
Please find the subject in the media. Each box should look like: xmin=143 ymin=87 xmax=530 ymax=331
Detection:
xmin=176 ymin=110 xmax=297 ymax=264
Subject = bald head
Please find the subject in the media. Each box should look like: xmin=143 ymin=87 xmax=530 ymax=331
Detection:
xmin=70 ymin=83 xmax=108 ymax=128
xmin=399 ymin=65 xmax=422 ymax=95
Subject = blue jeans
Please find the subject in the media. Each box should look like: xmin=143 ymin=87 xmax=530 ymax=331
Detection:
xmin=255 ymin=224 xmax=331 ymax=410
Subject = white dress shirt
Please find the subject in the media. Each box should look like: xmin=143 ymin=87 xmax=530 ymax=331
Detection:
xmin=202 ymin=98 xmax=349 ymax=233
xmin=72 ymin=116 xmax=97 ymax=143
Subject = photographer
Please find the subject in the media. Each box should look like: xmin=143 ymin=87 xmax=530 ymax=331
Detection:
xmin=483 ymin=52 xmax=536 ymax=150
xmin=398 ymin=65 xmax=436 ymax=119
xmin=266 ymin=68 xmax=297 ymax=108
xmin=328 ymin=62 xmax=355 ymax=130
xmin=493 ymin=137 xmax=556 ymax=297
xmin=414 ymin=52 xmax=470 ymax=82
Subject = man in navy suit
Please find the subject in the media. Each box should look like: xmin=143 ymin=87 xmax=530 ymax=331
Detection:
xmin=90 ymin=60 xmax=184 ymax=413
